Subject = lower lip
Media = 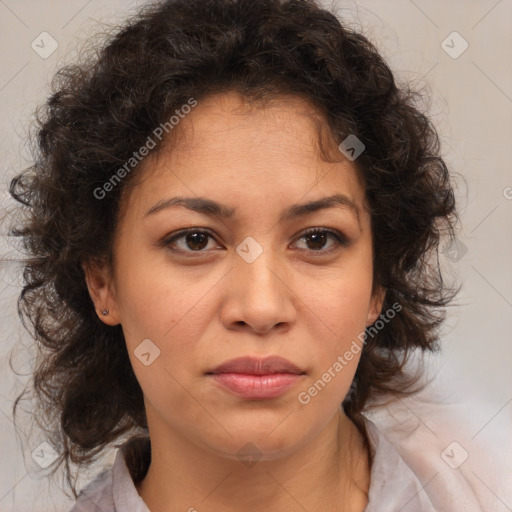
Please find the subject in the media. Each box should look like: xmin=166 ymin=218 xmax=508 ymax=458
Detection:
xmin=210 ymin=372 xmax=303 ymax=399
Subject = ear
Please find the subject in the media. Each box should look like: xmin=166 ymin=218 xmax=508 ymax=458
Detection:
xmin=82 ymin=259 xmax=120 ymax=326
xmin=366 ymin=285 xmax=386 ymax=326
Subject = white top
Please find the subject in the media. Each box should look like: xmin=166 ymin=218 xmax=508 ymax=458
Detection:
xmin=68 ymin=417 xmax=436 ymax=511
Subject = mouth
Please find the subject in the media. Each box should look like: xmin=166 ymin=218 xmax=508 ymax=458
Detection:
xmin=207 ymin=355 xmax=305 ymax=376
xmin=206 ymin=356 xmax=306 ymax=400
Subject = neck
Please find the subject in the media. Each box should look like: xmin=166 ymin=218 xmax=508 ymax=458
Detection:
xmin=135 ymin=407 xmax=370 ymax=512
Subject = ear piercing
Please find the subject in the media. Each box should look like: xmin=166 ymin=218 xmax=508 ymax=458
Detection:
xmin=101 ymin=309 xmax=110 ymax=316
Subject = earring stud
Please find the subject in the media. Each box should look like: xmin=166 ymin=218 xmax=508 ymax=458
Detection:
xmin=101 ymin=309 xmax=109 ymax=316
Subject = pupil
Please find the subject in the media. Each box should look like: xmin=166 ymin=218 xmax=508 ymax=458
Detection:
xmin=308 ymin=232 xmax=326 ymax=250
xmin=187 ymin=232 xmax=208 ymax=250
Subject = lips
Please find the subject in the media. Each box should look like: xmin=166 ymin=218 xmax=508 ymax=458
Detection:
xmin=206 ymin=356 xmax=305 ymax=400
xmin=207 ymin=356 xmax=305 ymax=376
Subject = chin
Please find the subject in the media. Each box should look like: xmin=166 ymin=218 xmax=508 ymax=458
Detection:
xmin=202 ymin=420 xmax=312 ymax=462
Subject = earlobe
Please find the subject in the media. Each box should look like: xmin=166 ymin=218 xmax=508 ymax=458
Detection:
xmin=81 ymin=260 xmax=120 ymax=326
xmin=367 ymin=286 xmax=386 ymax=326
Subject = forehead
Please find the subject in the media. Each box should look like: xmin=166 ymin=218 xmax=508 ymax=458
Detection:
xmin=166 ymin=90 xmax=343 ymax=162
xmin=119 ymin=90 xmax=368 ymax=220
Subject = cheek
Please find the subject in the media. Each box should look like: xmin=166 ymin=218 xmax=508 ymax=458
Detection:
xmin=306 ymin=263 xmax=374 ymax=344
xmin=297 ymin=311 xmax=366 ymax=413
xmin=113 ymin=242 xmax=209 ymax=342
xmin=301 ymin=260 xmax=374 ymax=392
xmin=113 ymin=258 xmax=217 ymax=391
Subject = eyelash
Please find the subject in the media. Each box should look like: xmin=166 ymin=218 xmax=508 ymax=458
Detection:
xmin=159 ymin=227 xmax=350 ymax=257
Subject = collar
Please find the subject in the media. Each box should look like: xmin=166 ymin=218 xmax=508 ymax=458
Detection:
xmin=110 ymin=417 xmax=435 ymax=511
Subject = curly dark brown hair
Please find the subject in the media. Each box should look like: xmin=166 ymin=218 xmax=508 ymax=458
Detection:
xmin=9 ymin=0 xmax=459 ymax=498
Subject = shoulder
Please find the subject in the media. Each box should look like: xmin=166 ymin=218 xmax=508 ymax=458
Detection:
xmin=363 ymin=417 xmax=436 ymax=512
xmin=68 ymin=440 xmax=150 ymax=512
xmin=363 ymin=393 xmax=495 ymax=512
xmin=68 ymin=466 xmax=114 ymax=512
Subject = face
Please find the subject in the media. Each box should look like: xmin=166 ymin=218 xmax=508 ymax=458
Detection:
xmin=85 ymin=90 xmax=384 ymax=461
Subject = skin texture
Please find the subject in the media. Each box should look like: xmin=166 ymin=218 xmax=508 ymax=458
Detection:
xmin=84 ymin=90 xmax=385 ymax=511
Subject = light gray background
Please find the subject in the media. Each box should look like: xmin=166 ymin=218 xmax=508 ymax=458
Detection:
xmin=0 ymin=1 xmax=511 ymax=511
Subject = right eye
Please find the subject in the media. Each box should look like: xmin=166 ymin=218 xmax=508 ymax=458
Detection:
xmin=159 ymin=228 xmax=222 ymax=255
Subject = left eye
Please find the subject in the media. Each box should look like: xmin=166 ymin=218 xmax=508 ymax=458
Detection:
xmin=294 ymin=228 xmax=349 ymax=254
xmin=160 ymin=227 xmax=348 ymax=255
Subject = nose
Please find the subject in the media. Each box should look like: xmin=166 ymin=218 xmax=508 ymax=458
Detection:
xmin=220 ymin=245 xmax=296 ymax=335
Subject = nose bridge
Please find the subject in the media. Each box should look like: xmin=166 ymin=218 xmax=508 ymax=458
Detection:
xmin=236 ymin=242 xmax=280 ymax=293
xmin=223 ymin=236 xmax=295 ymax=332
xmin=238 ymin=236 xmax=285 ymax=297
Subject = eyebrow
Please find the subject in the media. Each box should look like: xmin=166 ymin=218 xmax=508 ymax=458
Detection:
xmin=145 ymin=193 xmax=360 ymax=225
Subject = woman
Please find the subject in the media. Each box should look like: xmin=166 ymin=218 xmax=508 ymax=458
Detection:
xmin=10 ymin=0 xmax=459 ymax=510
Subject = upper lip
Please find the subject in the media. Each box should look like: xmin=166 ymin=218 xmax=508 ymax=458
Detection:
xmin=207 ymin=356 xmax=305 ymax=375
